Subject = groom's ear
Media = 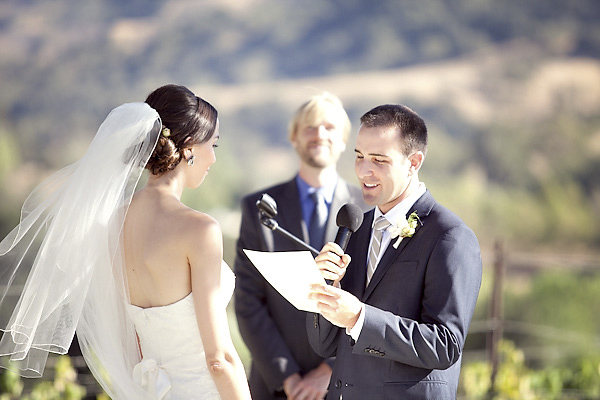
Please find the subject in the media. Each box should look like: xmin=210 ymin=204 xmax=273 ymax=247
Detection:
xmin=408 ymin=151 xmax=425 ymax=173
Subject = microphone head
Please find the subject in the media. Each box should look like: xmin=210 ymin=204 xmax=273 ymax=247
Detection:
xmin=256 ymin=193 xmax=278 ymax=219
xmin=336 ymin=203 xmax=364 ymax=232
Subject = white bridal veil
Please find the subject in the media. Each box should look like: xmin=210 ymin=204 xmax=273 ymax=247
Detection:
xmin=0 ymin=102 xmax=160 ymax=399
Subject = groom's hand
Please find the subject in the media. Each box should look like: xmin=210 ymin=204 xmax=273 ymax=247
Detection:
xmin=314 ymin=242 xmax=351 ymax=285
xmin=309 ymin=284 xmax=362 ymax=329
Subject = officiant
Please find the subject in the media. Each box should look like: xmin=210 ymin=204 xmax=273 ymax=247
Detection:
xmin=233 ymin=92 xmax=366 ymax=399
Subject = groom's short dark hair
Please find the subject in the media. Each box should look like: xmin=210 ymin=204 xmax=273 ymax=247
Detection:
xmin=360 ymin=104 xmax=428 ymax=156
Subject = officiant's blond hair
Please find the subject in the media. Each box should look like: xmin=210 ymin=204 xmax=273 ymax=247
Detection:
xmin=288 ymin=91 xmax=351 ymax=143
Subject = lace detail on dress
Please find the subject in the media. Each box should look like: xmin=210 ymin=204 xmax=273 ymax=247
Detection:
xmin=127 ymin=261 xmax=235 ymax=400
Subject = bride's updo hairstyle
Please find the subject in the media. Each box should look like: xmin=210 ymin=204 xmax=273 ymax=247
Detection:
xmin=144 ymin=84 xmax=218 ymax=175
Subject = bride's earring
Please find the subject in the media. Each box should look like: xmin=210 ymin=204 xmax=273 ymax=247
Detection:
xmin=187 ymin=155 xmax=195 ymax=166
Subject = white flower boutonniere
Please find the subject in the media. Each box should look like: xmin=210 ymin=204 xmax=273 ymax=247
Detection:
xmin=388 ymin=211 xmax=422 ymax=249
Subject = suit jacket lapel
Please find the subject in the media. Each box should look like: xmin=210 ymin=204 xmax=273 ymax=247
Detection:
xmin=345 ymin=210 xmax=373 ymax=299
xmin=275 ymin=179 xmax=308 ymax=243
xmin=363 ymin=191 xmax=436 ymax=299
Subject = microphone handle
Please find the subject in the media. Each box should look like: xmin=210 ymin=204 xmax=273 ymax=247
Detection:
xmin=334 ymin=227 xmax=351 ymax=251
xmin=274 ymin=225 xmax=320 ymax=256
xmin=325 ymin=227 xmax=352 ymax=285
xmin=260 ymin=216 xmax=320 ymax=256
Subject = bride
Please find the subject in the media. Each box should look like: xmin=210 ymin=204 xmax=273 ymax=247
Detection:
xmin=0 ymin=84 xmax=251 ymax=399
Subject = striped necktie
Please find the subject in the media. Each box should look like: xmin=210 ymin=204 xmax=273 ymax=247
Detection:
xmin=366 ymin=216 xmax=390 ymax=286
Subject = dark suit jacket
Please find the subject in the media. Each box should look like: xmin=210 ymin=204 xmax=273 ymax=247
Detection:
xmin=307 ymin=190 xmax=482 ymax=400
xmin=234 ymin=177 xmax=367 ymax=399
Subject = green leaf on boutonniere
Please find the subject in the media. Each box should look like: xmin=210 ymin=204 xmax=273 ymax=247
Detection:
xmin=388 ymin=211 xmax=422 ymax=249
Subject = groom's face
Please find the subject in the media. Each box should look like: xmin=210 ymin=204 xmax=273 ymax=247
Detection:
xmin=354 ymin=125 xmax=414 ymax=214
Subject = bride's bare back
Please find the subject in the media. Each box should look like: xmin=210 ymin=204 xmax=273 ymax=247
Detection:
xmin=123 ymin=186 xmax=216 ymax=308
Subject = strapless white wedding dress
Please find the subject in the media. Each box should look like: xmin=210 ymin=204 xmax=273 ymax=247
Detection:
xmin=126 ymin=262 xmax=235 ymax=400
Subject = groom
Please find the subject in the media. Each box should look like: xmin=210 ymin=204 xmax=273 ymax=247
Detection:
xmin=307 ymin=104 xmax=482 ymax=399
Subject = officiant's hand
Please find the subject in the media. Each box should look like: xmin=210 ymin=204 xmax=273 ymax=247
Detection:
xmin=308 ymin=284 xmax=362 ymax=330
xmin=284 ymin=362 xmax=331 ymax=400
xmin=314 ymin=242 xmax=351 ymax=286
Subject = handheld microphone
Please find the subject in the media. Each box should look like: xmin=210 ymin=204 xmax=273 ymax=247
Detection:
xmin=326 ymin=203 xmax=364 ymax=284
xmin=334 ymin=204 xmax=364 ymax=251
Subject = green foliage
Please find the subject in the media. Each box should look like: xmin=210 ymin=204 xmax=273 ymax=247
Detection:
xmin=565 ymin=357 xmax=600 ymax=398
xmin=0 ymin=124 xmax=23 ymax=237
xmin=503 ymin=270 xmax=600 ymax=358
xmin=0 ymin=364 xmax=24 ymax=399
xmin=460 ymin=340 xmax=600 ymax=399
xmin=0 ymin=127 xmax=20 ymax=178
xmin=461 ymin=361 xmax=492 ymax=398
xmin=0 ymin=356 xmax=87 ymax=400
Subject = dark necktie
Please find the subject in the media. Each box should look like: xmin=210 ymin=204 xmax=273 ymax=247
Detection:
xmin=309 ymin=191 xmax=327 ymax=249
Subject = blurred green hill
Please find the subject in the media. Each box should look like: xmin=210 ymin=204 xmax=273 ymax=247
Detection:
xmin=1 ymin=0 xmax=599 ymax=255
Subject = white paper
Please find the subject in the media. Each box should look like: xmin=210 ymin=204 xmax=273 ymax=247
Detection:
xmin=243 ymin=249 xmax=325 ymax=313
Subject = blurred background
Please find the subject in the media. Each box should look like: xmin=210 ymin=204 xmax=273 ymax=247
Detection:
xmin=1 ymin=0 xmax=599 ymax=398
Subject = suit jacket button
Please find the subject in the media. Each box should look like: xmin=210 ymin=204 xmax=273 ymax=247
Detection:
xmin=335 ymin=380 xmax=342 ymax=389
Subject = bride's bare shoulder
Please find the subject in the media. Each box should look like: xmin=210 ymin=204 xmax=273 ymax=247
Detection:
xmin=178 ymin=207 xmax=222 ymax=241
xmin=128 ymin=191 xmax=220 ymax=243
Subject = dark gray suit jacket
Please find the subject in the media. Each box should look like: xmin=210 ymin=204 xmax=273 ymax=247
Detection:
xmin=307 ymin=190 xmax=482 ymax=400
xmin=234 ymin=177 xmax=366 ymax=399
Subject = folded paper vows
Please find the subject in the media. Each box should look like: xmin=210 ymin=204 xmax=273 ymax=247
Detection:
xmin=243 ymin=249 xmax=325 ymax=312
